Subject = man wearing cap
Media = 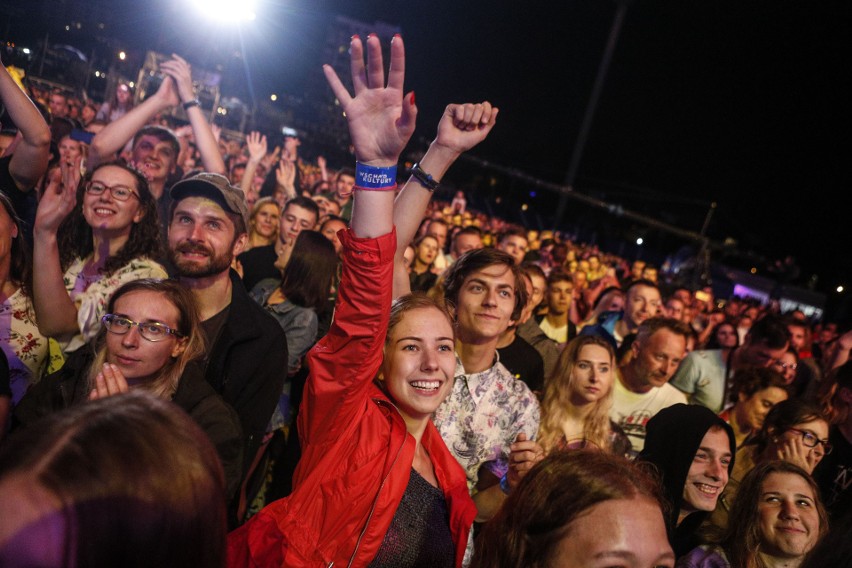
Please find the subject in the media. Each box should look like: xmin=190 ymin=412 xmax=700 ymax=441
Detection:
xmin=168 ymin=173 xmax=287 ymax=522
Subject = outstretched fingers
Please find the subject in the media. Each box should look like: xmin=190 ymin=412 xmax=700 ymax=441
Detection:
xmin=323 ymin=64 xmax=352 ymax=108
xmin=365 ymin=34 xmax=385 ymax=90
xmin=386 ymin=34 xmax=406 ymax=92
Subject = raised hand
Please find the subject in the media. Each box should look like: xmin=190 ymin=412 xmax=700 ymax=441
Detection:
xmin=276 ymin=159 xmax=296 ymax=196
xmin=323 ymin=34 xmax=416 ymax=166
xmin=35 ymin=156 xmax=81 ymax=234
xmin=160 ymin=54 xmax=196 ymax=104
xmin=88 ymin=363 xmax=130 ymax=400
xmin=246 ymin=131 xmax=268 ymax=163
xmin=434 ymin=101 xmax=499 ymax=156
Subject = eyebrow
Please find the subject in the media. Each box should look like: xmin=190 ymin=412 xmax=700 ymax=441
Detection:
xmin=697 ymin=446 xmax=732 ymax=459
xmin=112 ymin=313 xmax=169 ymax=325
xmin=396 ymin=336 xmax=454 ymax=343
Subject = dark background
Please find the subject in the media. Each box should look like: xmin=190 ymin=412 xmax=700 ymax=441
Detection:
xmin=3 ymin=0 xmax=850 ymax=317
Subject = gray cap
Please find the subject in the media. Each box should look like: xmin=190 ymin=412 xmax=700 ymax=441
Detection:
xmin=170 ymin=172 xmax=249 ymax=234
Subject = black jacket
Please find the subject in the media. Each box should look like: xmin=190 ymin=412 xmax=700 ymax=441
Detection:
xmin=205 ymin=270 xmax=287 ymax=478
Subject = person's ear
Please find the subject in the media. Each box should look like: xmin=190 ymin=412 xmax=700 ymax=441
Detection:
xmin=171 ymin=337 xmax=188 ymax=358
xmin=231 ymin=232 xmax=248 ymax=257
xmin=738 ymin=391 xmax=748 ymax=403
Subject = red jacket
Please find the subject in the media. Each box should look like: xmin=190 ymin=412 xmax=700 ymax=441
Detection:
xmin=228 ymin=229 xmax=476 ymax=567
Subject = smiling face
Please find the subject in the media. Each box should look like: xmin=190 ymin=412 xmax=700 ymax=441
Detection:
xmin=551 ymin=496 xmax=674 ymax=568
xmin=624 ymin=284 xmax=662 ymax=330
xmin=767 ymin=419 xmax=830 ymax=471
xmin=82 ymin=165 xmax=144 ymax=236
xmin=757 ymin=472 xmax=821 ymax=561
xmin=168 ymin=196 xmax=245 ymax=279
xmin=455 ymin=263 xmax=517 ymax=344
xmin=105 ymin=290 xmax=187 ymax=385
xmin=569 ymin=344 xmax=614 ymax=406
xmin=132 ymin=134 xmax=177 ymax=183
xmin=381 ymin=307 xmax=456 ymax=426
xmin=251 ymin=203 xmax=279 ymax=239
xmin=680 ymin=427 xmax=732 ymax=520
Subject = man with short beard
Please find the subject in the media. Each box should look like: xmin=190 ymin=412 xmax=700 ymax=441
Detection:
xmin=168 ymin=173 xmax=286 ymax=525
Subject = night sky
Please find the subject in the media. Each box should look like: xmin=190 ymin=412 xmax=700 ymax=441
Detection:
xmin=5 ymin=0 xmax=851 ymax=314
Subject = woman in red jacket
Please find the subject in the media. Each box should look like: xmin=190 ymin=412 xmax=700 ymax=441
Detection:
xmin=228 ymin=34 xmax=498 ymax=567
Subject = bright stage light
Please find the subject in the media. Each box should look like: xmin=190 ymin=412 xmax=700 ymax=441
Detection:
xmin=189 ymin=0 xmax=257 ymax=22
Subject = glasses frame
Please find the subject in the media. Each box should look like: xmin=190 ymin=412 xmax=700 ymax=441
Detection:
xmin=786 ymin=427 xmax=833 ymax=455
xmin=101 ymin=314 xmax=184 ymax=342
xmin=85 ymin=181 xmax=140 ymax=202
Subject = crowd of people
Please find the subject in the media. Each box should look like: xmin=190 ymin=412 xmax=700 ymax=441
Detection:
xmin=1 ymin=34 xmax=852 ymax=568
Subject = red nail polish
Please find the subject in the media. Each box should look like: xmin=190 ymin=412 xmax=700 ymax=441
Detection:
xmin=368 ymin=33 xmax=377 ymax=39
xmin=410 ymin=92 xmax=416 ymax=105
xmin=393 ymin=33 xmax=402 ymax=39
xmin=351 ymin=34 xmax=360 ymax=41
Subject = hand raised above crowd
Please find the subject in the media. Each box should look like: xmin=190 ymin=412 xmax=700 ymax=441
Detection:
xmin=323 ymin=34 xmax=415 ymax=166
xmin=245 ymin=132 xmax=268 ymax=163
xmin=433 ymin=101 xmax=498 ymax=158
xmin=35 ymin=155 xmax=82 ymax=235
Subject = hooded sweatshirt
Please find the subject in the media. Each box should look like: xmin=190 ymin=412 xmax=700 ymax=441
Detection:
xmin=638 ymin=404 xmax=736 ymax=558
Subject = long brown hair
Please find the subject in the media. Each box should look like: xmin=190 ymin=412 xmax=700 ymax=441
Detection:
xmin=88 ymin=279 xmax=205 ymax=399
xmin=538 ymin=335 xmax=615 ymax=452
xmin=721 ymin=461 xmax=828 ymax=568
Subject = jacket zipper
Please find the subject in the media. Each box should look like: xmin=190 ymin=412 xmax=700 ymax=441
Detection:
xmin=345 ymin=399 xmax=406 ymax=568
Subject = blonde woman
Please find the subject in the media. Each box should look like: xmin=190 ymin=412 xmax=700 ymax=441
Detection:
xmin=538 ymin=335 xmax=629 ymax=455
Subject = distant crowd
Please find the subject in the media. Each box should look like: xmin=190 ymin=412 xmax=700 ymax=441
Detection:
xmin=2 ymin=40 xmax=851 ymax=568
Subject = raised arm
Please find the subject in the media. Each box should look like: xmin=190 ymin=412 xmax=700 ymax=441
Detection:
xmin=324 ymin=34 xmax=416 ymax=238
xmin=0 ymin=59 xmax=51 ymax=190
xmin=240 ymin=131 xmax=267 ymax=195
xmin=32 ymin=158 xmax=83 ymax=337
xmin=392 ymin=102 xmax=498 ymax=298
xmin=299 ymin=34 xmax=416 ymax=442
xmin=159 ymin=55 xmax=226 ymax=175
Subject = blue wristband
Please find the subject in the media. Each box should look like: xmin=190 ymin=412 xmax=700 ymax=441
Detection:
xmin=355 ymin=162 xmax=397 ymax=191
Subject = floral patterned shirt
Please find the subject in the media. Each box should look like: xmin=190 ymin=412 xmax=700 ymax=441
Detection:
xmin=433 ymin=354 xmax=541 ymax=491
xmin=61 ymin=256 xmax=168 ymax=353
xmin=0 ymin=288 xmax=49 ymax=404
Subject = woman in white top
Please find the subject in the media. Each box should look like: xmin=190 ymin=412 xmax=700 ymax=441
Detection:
xmin=33 ymin=160 xmax=166 ymax=354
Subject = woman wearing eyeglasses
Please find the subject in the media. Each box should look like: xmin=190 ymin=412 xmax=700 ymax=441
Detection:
xmin=707 ymin=399 xmax=831 ymax=533
xmin=32 ymin=160 xmax=166 ymax=355
xmin=14 ymin=278 xmax=243 ymax=500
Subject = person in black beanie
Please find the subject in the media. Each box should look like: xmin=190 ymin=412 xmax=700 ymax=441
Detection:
xmin=638 ymin=403 xmax=735 ymax=557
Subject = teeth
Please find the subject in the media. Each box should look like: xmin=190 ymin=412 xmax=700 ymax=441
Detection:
xmin=95 ymin=208 xmax=114 ymax=215
xmin=696 ymin=484 xmax=718 ymax=495
xmin=410 ymin=380 xmax=440 ymax=390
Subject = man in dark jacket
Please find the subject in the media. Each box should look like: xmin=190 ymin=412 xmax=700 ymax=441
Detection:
xmin=638 ymin=404 xmax=736 ymax=557
xmin=168 ymin=173 xmax=287 ymax=522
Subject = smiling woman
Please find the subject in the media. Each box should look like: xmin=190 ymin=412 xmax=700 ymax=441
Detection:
xmin=32 ymin=161 xmax=167 ymax=355
xmin=677 ymin=461 xmax=828 ymax=568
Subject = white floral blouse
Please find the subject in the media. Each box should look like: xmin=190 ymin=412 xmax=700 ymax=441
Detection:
xmin=61 ymin=256 xmax=168 ymax=353
xmin=0 ymin=288 xmax=49 ymax=404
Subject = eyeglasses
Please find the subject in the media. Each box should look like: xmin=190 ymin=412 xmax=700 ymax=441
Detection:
xmin=102 ymin=314 xmax=183 ymax=342
xmin=774 ymin=361 xmax=798 ymax=371
xmin=787 ymin=428 xmax=832 ymax=455
xmin=85 ymin=181 xmax=139 ymax=202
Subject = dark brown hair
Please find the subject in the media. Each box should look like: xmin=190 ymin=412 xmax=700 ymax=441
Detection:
xmin=471 ymin=451 xmax=668 ymax=568
xmin=57 ymin=161 xmax=163 ymax=275
xmin=443 ymin=248 xmax=528 ymax=322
